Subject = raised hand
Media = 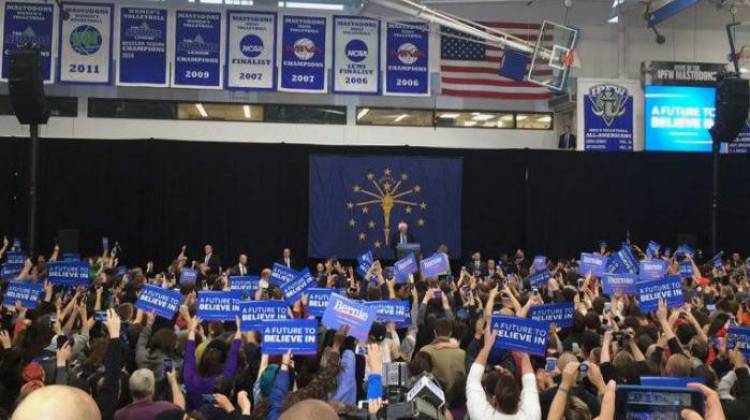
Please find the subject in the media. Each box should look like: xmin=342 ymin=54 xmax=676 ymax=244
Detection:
xmin=104 ymin=308 xmax=121 ymax=339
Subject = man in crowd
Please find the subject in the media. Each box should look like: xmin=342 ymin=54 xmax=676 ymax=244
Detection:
xmin=203 ymin=244 xmax=221 ymax=274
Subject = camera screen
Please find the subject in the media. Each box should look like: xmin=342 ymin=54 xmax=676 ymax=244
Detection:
xmin=622 ymin=391 xmax=693 ymax=420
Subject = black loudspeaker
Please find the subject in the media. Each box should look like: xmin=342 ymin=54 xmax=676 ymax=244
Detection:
xmin=710 ymin=76 xmax=749 ymax=143
xmin=8 ymin=47 xmax=49 ymax=125
xmin=57 ymin=229 xmax=80 ymax=255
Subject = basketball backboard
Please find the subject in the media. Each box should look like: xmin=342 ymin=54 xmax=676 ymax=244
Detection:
xmin=527 ymin=21 xmax=579 ymax=92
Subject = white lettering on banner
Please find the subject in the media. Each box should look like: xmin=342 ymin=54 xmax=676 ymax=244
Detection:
xmin=582 ymin=255 xmax=602 ymax=266
xmin=334 ymin=299 xmax=368 ymax=321
xmin=493 ymin=321 xmax=547 ymax=345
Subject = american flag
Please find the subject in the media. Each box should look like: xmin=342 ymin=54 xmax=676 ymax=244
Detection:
xmin=440 ymin=23 xmax=552 ymax=100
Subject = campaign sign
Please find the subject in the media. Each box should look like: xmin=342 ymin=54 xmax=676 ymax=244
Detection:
xmin=2 ymin=2 xmax=55 ymax=82
xmin=58 ymin=2 xmax=113 ymax=84
xmin=608 ymin=247 xmax=638 ymax=275
xmin=639 ymin=259 xmax=668 ymax=281
xmin=727 ymin=326 xmax=750 ymax=357
xmin=307 ymin=288 xmax=333 ymax=317
xmin=420 ymin=253 xmax=449 ymax=278
xmin=490 ymin=315 xmax=549 ymax=356
xmin=646 ymin=241 xmax=661 ymax=258
xmin=579 ymin=253 xmax=607 ymax=275
xmin=6 ymin=251 xmax=26 ymax=264
xmin=230 ymin=275 xmax=260 ymax=292
xmin=135 ymin=284 xmax=182 ymax=319
xmin=640 ymin=377 xmax=705 ymax=387
xmin=712 ymin=252 xmax=723 ymax=269
xmin=180 ymin=268 xmax=197 ymax=285
xmin=1 ymin=263 xmax=23 ymax=280
xmin=280 ymin=267 xmax=316 ymax=305
xmin=366 ymin=300 xmax=410 ymax=323
xmin=260 ymin=319 xmax=317 ymax=355
xmin=583 ymin=83 xmax=634 ymax=152
xmin=394 ymin=253 xmax=418 ymax=283
xmin=527 ymin=269 xmax=550 ymax=288
xmin=173 ymin=10 xmax=222 ymax=88
xmin=117 ymin=7 xmax=168 ymax=86
xmin=270 ymin=263 xmax=297 ymax=287
xmin=679 ymin=260 xmax=694 ymax=277
xmin=197 ymin=291 xmax=241 ymax=320
xmin=321 ymin=292 xmax=376 ymax=341
xmin=384 ymin=21 xmax=429 ymax=96
xmin=601 ymin=273 xmax=638 ymax=296
xmin=528 ymin=303 xmax=575 ymax=329
xmin=279 ymin=15 xmax=326 ymax=92
xmin=226 ymin=11 xmax=276 ymax=90
xmin=2 ymin=281 xmax=43 ymax=309
xmin=533 ymin=256 xmax=547 ymax=271
xmin=239 ymin=300 xmax=289 ymax=331
xmin=637 ymin=276 xmax=684 ymax=312
xmin=48 ymin=261 xmax=90 ymax=287
xmin=676 ymin=244 xmax=695 ymax=258
xmin=357 ymin=250 xmax=374 ymax=277
xmin=332 ymin=16 xmax=379 ymax=94
xmin=62 ymin=253 xmax=80 ymax=262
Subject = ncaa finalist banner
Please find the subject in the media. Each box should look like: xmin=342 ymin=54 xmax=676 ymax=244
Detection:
xmin=279 ymin=15 xmax=327 ymax=93
xmin=173 ymin=10 xmax=222 ymax=89
xmin=384 ymin=21 xmax=429 ymax=96
xmin=332 ymin=16 xmax=379 ymax=94
xmin=226 ymin=11 xmax=276 ymax=90
xmin=58 ymin=2 xmax=113 ymax=84
xmin=117 ymin=7 xmax=168 ymax=87
xmin=1 ymin=2 xmax=55 ymax=82
xmin=577 ymin=78 xmax=643 ymax=152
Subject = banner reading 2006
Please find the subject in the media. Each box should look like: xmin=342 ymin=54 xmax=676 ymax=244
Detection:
xmin=226 ymin=11 xmax=276 ymax=90
xmin=332 ymin=16 xmax=379 ymax=94
xmin=279 ymin=15 xmax=326 ymax=93
xmin=117 ymin=7 xmax=168 ymax=87
xmin=58 ymin=2 xmax=113 ymax=84
xmin=2 ymin=2 xmax=55 ymax=82
xmin=173 ymin=10 xmax=222 ymax=88
xmin=384 ymin=21 xmax=429 ymax=96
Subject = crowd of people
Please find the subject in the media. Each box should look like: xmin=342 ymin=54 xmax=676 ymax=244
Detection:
xmin=0 ymin=235 xmax=749 ymax=420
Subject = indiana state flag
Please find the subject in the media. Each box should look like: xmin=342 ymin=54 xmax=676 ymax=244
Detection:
xmin=309 ymin=155 xmax=462 ymax=259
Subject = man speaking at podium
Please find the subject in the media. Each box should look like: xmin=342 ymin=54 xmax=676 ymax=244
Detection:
xmin=391 ymin=222 xmax=416 ymax=254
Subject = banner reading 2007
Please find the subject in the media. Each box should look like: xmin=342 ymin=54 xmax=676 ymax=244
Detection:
xmin=173 ymin=10 xmax=222 ymax=88
xmin=384 ymin=21 xmax=429 ymax=96
xmin=1 ymin=2 xmax=55 ymax=82
xmin=279 ymin=15 xmax=326 ymax=93
xmin=332 ymin=16 xmax=379 ymax=94
xmin=226 ymin=11 xmax=276 ymax=90
xmin=58 ymin=2 xmax=113 ymax=84
xmin=117 ymin=7 xmax=168 ymax=87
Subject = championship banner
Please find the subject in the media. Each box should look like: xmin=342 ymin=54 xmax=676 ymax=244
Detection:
xmin=577 ymin=78 xmax=642 ymax=152
xmin=225 ymin=10 xmax=275 ymax=90
xmin=280 ymin=267 xmax=315 ymax=305
xmin=279 ymin=15 xmax=327 ymax=93
xmin=528 ymin=302 xmax=575 ymax=329
xmin=579 ymin=253 xmax=607 ymax=275
xmin=490 ymin=315 xmax=549 ymax=356
xmin=117 ymin=7 xmax=168 ymax=86
xmin=639 ymin=259 xmax=668 ymax=281
xmin=58 ymin=2 xmax=112 ymax=84
xmin=528 ymin=269 xmax=550 ymax=288
xmin=260 ymin=319 xmax=317 ymax=355
xmin=420 ymin=253 xmax=449 ymax=278
xmin=239 ymin=300 xmax=289 ymax=331
xmin=332 ymin=15 xmax=379 ymax=94
xmin=637 ymin=275 xmax=684 ymax=312
xmin=601 ymin=273 xmax=638 ymax=296
xmin=321 ymin=292 xmax=376 ymax=341
xmin=727 ymin=326 xmax=750 ymax=357
xmin=2 ymin=281 xmax=43 ymax=309
xmin=197 ymin=290 xmax=241 ymax=320
xmin=48 ymin=261 xmax=90 ymax=287
xmin=135 ymin=284 xmax=182 ymax=319
xmin=1 ymin=2 xmax=55 ymax=82
xmin=270 ymin=263 xmax=297 ymax=287
xmin=173 ymin=10 xmax=222 ymax=88
xmin=307 ymin=288 xmax=333 ymax=317
xmin=180 ymin=268 xmax=197 ymax=285
xmin=384 ymin=21 xmax=429 ymax=96
xmin=357 ymin=250 xmax=374 ymax=277
xmin=394 ymin=253 xmax=418 ymax=283
xmin=366 ymin=300 xmax=410 ymax=323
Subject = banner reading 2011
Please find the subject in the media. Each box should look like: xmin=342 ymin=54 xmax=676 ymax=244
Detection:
xmin=58 ymin=2 xmax=113 ymax=84
xmin=384 ymin=21 xmax=429 ymax=96
xmin=226 ymin=11 xmax=276 ymax=90
xmin=279 ymin=15 xmax=326 ymax=93
xmin=332 ymin=16 xmax=379 ymax=94
xmin=173 ymin=10 xmax=222 ymax=88
xmin=117 ymin=7 xmax=168 ymax=87
xmin=1 ymin=2 xmax=55 ymax=82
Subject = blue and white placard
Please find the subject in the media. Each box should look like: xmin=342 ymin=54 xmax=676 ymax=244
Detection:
xmin=280 ymin=267 xmax=316 ymax=305
xmin=2 ymin=281 xmax=43 ymax=309
xmin=528 ymin=269 xmax=551 ymax=288
xmin=384 ymin=21 xmax=429 ymax=96
xmin=48 ymin=260 xmax=90 ymax=287
xmin=172 ymin=10 xmax=222 ymax=88
xmin=601 ymin=273 xmax=638 ymax=296
xmin=58 ymin=2 xmax=113 ymax=84
xmin=366 ymin=300 xmax=410 ymax=323
xmin=307 ymin=288 xmax=333 ymax=317
xmin=528 ymin=303 xmax=575 ymax=329
xmin=239 ymin=300 xmax=289 ymax=331
xmin=180 ymin=268 xmax=197 ymax=285
xmin=420 ymin=253 xmax=449 ymax=278
xmin=490 ymin=315 xmax=549 ymax=356
xmin=579 ymin=253 xmax=607 ymax=275
xmin=117 ymin=7 xmax=168 ymax=86
xmin=230 ymin=275 xmax=260 ymax=292
xmin=332 ymin=16 xmax=379 ymax=94
xmin=197 ymin=290 xmax=241 ymax=320
xmin=1 ymin=2 xmax=55 ymax=82
xmin=279 ymin=15 xmax=326 ymax=93
xmin=637 ymin=275 xmax=684 ymax=312
xmin=394 ymin=253 xmax=418 ymax=283
xmin=727 ymin=326 xmax=750 ymax=357
xmin=271 ymin=263 xmax=297 ymax=287
xmin=225 ymin=10 xmax=275 ymax=90
xmin=135 ymin=284 xmax=182 ymax=319
xmin=260 ymin=319 xmax=317 ymax=355
xmin=321 ymin=292 xmax=376 ymax=341
xmin=639 ymin=259 xmax=668 ymax=281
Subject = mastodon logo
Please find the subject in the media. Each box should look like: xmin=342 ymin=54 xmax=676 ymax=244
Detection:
xmin=588 ymin=84 xmax=629 ymax=127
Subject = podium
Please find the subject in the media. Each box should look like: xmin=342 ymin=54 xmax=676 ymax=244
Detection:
xmin=396 ymin=243 xmax=421 ymax=260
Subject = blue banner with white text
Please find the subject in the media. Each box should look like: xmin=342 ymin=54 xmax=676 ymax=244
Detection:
xmin=117 ymin=7 xmax=168 ymax=86
xmin=260 ymin=319 xmax=317 ymax=355
xmin=639 ymin=259 xmax=668 ymax=281
xmin=637 ymin=275 xmax=684 ymax=312
xmin=1 ymin=263 xmax=22 ymax=280
xmin=2 ymin=281 xmax=43 ymax=309
xmin=48 ymin=260 xmax=90 ymax=287
xmin=321 ymin=292 xmax=375 ymax=341
xmin=281 ymin=267 xmax=315 ymax=305
xmin=584 ymin=83 xmax=634 ymax=152
xmin=230 ymin=275 xmax=260 ymax=294
xmin=601 ymin=272 xmax=638 ymax=296
xmin=727 ymin=326 xmax=750 ymax=357
xmin=2 ymin=2 xmax=54 ymax=82
xmin=197 ymin=290 xmax=241 ymax=320
xmin=239 ymin=300 xmax=289 ymax=331
xmin=279 ymin=15 xmax=326 ymax=93
xmin=307 ymin=288 xmax=333 ymax=317
xmin=394 ymin=253 xmax=418 ymax=283
xmin=366 ymin=300 xmax=410 ymax=324
xmin=384 ymin=21 xmax=429 ymax=96
xmin=271 ymin=263 xmax=297 ymax=287
xmin=173 ymin=10 xmax=222 ymax=88
xmin=491 ymin=315 xmax=549 ymax=356
xmin=357 ymin=250 xmax=373 ymax=277
xmin=528 ymin=269 xmax=550 ymax=288
xmin=579 ymin=253 xmax=607 ymax=275
xmin=528 ymin=302 xmax=574 ymax=329
xmin=420 ymin=253 xmax=449 ymax=278
xmin=135 ymin=284 xmax=182 ymax=319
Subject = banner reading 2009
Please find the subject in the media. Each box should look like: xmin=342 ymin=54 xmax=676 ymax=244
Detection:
xmin=332 ymin=16 xmax=379 ymax=94
xmin=173 ymin=10 xmax=222 ymax=88
xmin=58 ymin=2 xmax=113 ymax=84
xmin=117 ymin=7 xmax=168 ymax=87
xmin=384 ymin=21 xmax=429 ymax=96
xmin=279 ymin=15 xmax=326 ymax=93
xmin=226 ymin=11 xmax=276 ymax=90
xmin=1 ymin=2 xmax=55 ymax=82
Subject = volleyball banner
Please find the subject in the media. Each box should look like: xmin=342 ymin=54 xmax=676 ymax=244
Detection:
xmin=1 ymin=2 xmax=55 ymax=82
xmin=384 ymin=21 xmax=429 ymax=96
xmin=225 ymin=10 xmax=276 ymax=90
xmin=173 ymin=10 xmax=222 ymax=88
xmin=58 ymin=2 xmax=113 ymax=84
xmin=117 ymin=7 xmax=168 ymax=86
xmin=279 ymin=15 xmax=327 ymax=93
xmin=332 ymin=15 xmax=379 ymax=94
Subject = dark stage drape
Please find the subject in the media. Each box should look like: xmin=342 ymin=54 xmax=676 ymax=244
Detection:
xmin=0 ymin=136 xmax=747 ymax=271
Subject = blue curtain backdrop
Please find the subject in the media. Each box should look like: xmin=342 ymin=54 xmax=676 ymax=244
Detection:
xmin=308 ymin=155 xmax=462 ymax=259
